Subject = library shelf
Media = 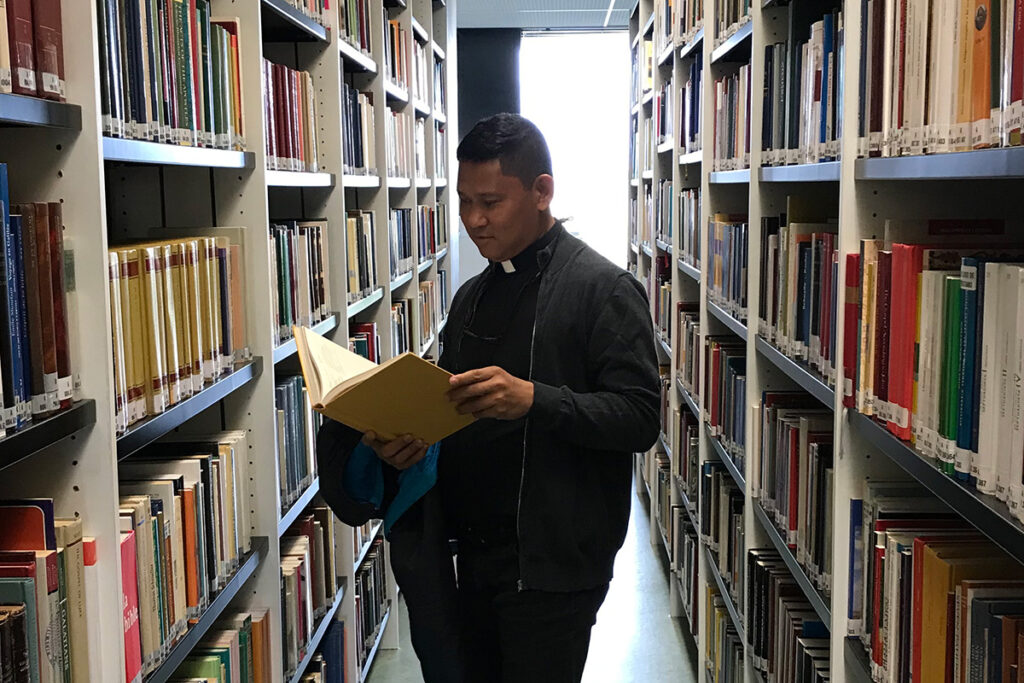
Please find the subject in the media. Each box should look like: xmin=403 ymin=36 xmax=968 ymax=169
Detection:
xmin=339 ymin=39 xmax=378 ymax=73
xmin=849 ymin=411 xmax=1024 ymax=567
xmin=759 ymin=161 xmax=841 ymax=183
xmin=285 ymin=583 xmax=347 ymax=683
xmin=677 ymin=258 xmax=700 ymax=282
xmin=415 ymin=176 xmax=432 ymax=189
xmin=390 ymin=270 xmax=414 ymax=290
xmin=657 ymin=138 xmax=675 ymax=155
xmin=710 ymin=19 xmax=752 ymax=64
xmin=845 ymin=637 xmax=873 ymax=683
xmin=348 ymin=288 xmax=385 ymax=318
xmin=102 ymin=137 xmax=255 ymax=168
xmin=436 ymin=246 xmax=449 ymax=260
xmin=410 ymin=16 xmax=429 ymax=42
xmin=659 ymin=431 xmax=673 ymax=461
xmin=658 ymin=334 xmax=672 ymax=360
xmin=278 ymin=477 xmax=321 ymax=537
xmin=630 ymin=242 xmax=640 ymax=255
xmin=657 ymin=43 xmax=675 ymax=67
xmin=642 ymin=11 xmax=655 ymax=36
xmin=354 ymin=521 xmax=384 ymax=574
xmin=260 ymin=0 xmax=329 ymax=42
xmin=656 ymin=238 xmax=672 ymax=254
xmin=707 ymin=425 xmax=746 ymax=492
xmin=679 ymin=149 xmax=702 ymax=166
xmin=435 ymin=178 xmax=448 ymax=188
xmin=144 ymin=536 xmax=268 ymax=683
xmin=753 ymin=336 xmax=834 ymax=409
xmin=641 ymin=242 xmax=653 ymax=258
xmin=384 ymin=79 xmax=410 ymax=103
xmin=676 ymin=481 xmax=700 ymax=531
xmin=342 ymin=173 xmax=381 ymax=188
xmin=0 ymin=400 xmax=97 ymax=472
xmin=680 ymin=28 xmax=703 ymax=60
xmin=752 ymin=503 xmax=831 ymax=627
xmin=676 ymin=378 xmax=700 ymax=418
xmin=383 ymin=0 xmax=406 ymax=7
xmin=413 ymin=99 xmax=431 ymax=117
xmin=0 ymin=93 xmax=82 ymax=129
xmin=265 ymin=170 xmax=335 ymax=187
xmin=432 ymin=40 xmax=446 ymax=61
xmin=274 ymin=314 xmax=339 ymax=364
xmin=417 ymin=257 xmax=434 ymax=274
xmin=117 ymin=357 xmax=264 ymax=461
xmin=641 ymin=89 xmax=655 ymax=108
xmin=854 ymin=147 xmax=1024 ymax=180
xmin=631 ymin=101 xmax=642 ymax=117
xmin=641 ymin=168 xmax=654 ymax=180
xmin=387 ymin=176 xmax=412 ymax=189
xmin=419 ymin=335 xmax=435 ymax=357
xmin=703 ymin=544 xmax=745 ymax=643
xmin=707 ymin=300 xmax=748 ymax=341
xmin=359 ymin=606 xmax=392 ymax=683
xmin=434 ymin=110 xmax=448 ymax=124
xmin=708 ymin=168 xmax=751 ymax=184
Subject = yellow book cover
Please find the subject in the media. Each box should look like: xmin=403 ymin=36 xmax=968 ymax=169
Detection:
xmin=182 ymin=239 xmax=206 ymax=392
xmin=159 ymin=243 xmax=183 ymax=405
xmin=955 ymin=0 xmax=975 ymax=150
xmin=196 ymin=237 xmax=216 ymax=382
xmin=971 ymin=0 xmax=993 ymax=147
xmin=108 ymin=251 xmax=128 ymax=433
xmin=139 ymin=246 xmax=169 ymax=414
xmin=228 ymin=243 xmax=247 ymax=361
xmin=122 ymin=248 xmax=150 ymax=421
xmin=169 ymin=242 xmax=194 ymax=397
xmin=207 ymin=237 xmax=225 ymax=375
xmin=293 ymin=325 xmax=474 ymax=444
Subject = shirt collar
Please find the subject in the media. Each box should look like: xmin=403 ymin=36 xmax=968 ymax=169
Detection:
xmin=493 ymin=222 xmax=562 ymax=274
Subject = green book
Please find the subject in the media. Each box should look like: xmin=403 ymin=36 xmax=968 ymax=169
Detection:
xmin=175 ymin=654 xmax=225 ymax=682
xmin=939 ymin=275 xmax=963 ymax=475
xmin=194 ymin=646 xmax=232 ymax=683
xmin=173 ymin=0 xmax=195 ymax=144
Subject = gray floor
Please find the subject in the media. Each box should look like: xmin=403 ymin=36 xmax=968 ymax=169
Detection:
xmin=367 ymin=488 xmax=699 ymax=682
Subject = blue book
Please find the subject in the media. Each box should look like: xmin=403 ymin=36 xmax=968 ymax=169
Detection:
xmin=0 ymin=163 xmax=22 ymax=430
xmin=968 ymin=597 xmax=1024 ymax=682
xmin=0 ymin=577 xmax=41 ymax=683
xmin=820 ymin=13 xmax=834 ymax=156
xmin=955 ymin=257 xmax=980 ymax=479
xmin=10 ymin=214 xmax=30 ymax=427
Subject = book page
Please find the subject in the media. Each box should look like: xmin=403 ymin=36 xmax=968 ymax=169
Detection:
xmin=296 ymin=326 xmax=377 ymax=403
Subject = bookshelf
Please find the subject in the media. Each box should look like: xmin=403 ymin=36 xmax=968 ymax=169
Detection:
xmin=631 ymin=0 xmax=1024 ymax=680
xmin=0 ymin=1 xmax=457 ymax=683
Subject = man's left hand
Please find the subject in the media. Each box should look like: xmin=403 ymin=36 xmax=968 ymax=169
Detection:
xmin=447 ymin=366 xmax=534 ymax=420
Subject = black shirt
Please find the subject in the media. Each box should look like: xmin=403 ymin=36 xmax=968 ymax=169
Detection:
xmin=440 ymin=226 xmax=559 ymax=547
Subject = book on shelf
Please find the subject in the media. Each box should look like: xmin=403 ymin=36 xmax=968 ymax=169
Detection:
xmin=275 ymin=375 xmax=320 ymax=516
xmin=758 ymin=204 xmax=839 ymax=382
xmin=631 ymin=37 xmax=654 ymax=105
xmin=651 ymin=449 xmax=673 ymax=540
xmin=108 ymin=231 xmax=249 ymax=434
xmin=2 ymin=0 xmax=65 ymax=100
xmin=432 ymin=55 xmax=446 ymax=114
xmin=714 ymin=0 xmax=752 ymax=46
xmin=681 ymin=51 xmax=703 ymax=154
xmin=672 ymin=404 xmax=701 ymax=502
xmin=706 ymin=583 xmax=744 ymax=682
xmin=654 ymin=253 xmax=672 ymax=339
xmin=708 ymin=213 xmax=748 ymax=321
xmin=656 ymin=179 xmax=674 ymax=247
xmin=436 ymin=269 xmax=449 ymax=322
xmin=390 ymin=298 xmax=412 ymax=357
xmin=342 ymin=82 xmax=377 ymax=176
xmin=388 ymin=208 xmax=413 ymax=280
xmin=417 ymin=205 xmax=447 ymax=259
xmin=349 ymin=320 xmax=380 ymax=363
xmin=353 ymin=538 xmax=387 ymax=671
xmin=97 ymin=1 xmax=246 ymax=149
xmin=763 ymin=8 xmax=845 ymax=166
xmin=753 ymin=392 xmax=834 ymax=595
xmin=277 ymin=0 xmax=329 ymax=28
xmin=704 ymin=336 xmax=746 ymax=465
xmin=338 ymin=0 xmax=372 ymax=54
xmin=346 ymin=210 xmax=378 ymax=304
xmin=700 ymin=461 xmax=745 ymax=597
xmin=173 ymin=608 xmax=272 ymax=683
xmin=414 ymin=118 xmax=427 ymax=179
xmin=412 ymin=35 xmax=430 ymax=106
xmin=712 ymin=65 xmax=751 ymax=171
xmin=658 ymin=364 xmax=672 ymax=443
xmin=120 ymin=529 xmax=142 ymax=683
xmin=678 ymin=189 xmax=700 ymax=269
xmin=269 ymin=220 xmax=331 ymax=347
xmin=676 ymin=301 xmax=700 ymax=398
xmin=418 ymin=279 xmax=439 ymax=346
xmin=859 ymin=0 xmax=1024 ymax=157
xmin=384 ymin=107 xmax=413 ymax=178
xmin=434 ymin=124 xmax=448 ymax=177
xmin=292 ymin=324 xmax=473 ymax=444
xmin=0 ymin=167 xmax=77 ymax=435
xmin=656 ymin=80 xmax=674 ymax=146
xmin=297 ymin=618 xmax=346 ymax=683
xmin=674 ymin=0 xmax=703 ymax=46
xmin=263 ymin=60 xmax=320 ymax=173
xmin=746 ymin=548 xmax=830 ymax=681
xmin=672 ymin=505 xmax=700 ymax=632
xmin=383 ymin=13 xmax=410 ymax=90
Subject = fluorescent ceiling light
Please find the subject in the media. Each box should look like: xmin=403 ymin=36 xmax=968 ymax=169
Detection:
xmin=603 ymin=0 xmax=615 ymax=27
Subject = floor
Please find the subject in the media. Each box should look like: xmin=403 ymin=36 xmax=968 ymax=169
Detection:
xmin=366 ymin=487 xmax=699 ymax=682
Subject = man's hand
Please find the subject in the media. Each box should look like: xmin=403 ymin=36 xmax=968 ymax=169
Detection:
xmin=362 ymin=431 xmax=428 ymax=470
xmin=447 ymin=366 xmax=534 ymax=419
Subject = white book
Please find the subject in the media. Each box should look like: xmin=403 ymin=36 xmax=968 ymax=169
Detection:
xmin=1012 ymin=266 xmax=1024 ymax=515
xmin=974 ymin=262 xmax=1003 ymax=492
xmin=882 ymin=0 xmax=897 ymax=156
xmin=917 ymin=271 xmax=943 ymax=458
xmin=996 ymin=264 xmax=1021 ymax=500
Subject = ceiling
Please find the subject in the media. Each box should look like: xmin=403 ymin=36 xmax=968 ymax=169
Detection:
xmin=456 ymin=0 xmax=636 ymax=29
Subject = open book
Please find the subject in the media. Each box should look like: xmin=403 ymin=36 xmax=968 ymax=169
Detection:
xmin=293 ymin=325 xmax=474 ymax=444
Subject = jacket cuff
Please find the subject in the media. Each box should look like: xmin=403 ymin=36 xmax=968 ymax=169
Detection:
xmin=530 ymin=380 xmax=563 ymax=427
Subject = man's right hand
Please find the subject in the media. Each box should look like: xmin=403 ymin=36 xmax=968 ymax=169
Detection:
xmin=361 ymin=431 xmax=429 ymax=470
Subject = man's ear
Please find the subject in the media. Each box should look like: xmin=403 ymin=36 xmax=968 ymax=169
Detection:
xmin=533 ymin=174 xmax=554 ymax=212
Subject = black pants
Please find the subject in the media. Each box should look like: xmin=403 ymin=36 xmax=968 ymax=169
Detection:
xmin=456 ymin=538 xmax=610 ymax=683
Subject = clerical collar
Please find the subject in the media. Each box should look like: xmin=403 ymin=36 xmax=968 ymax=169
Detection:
xmin=494 ymin=224 xmax=559 ymax=274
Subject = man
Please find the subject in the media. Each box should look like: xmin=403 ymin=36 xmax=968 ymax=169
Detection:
xmin=319 ymin=113 xmax=660 ymax=682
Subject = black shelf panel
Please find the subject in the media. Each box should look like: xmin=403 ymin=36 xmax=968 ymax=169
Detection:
xmin=754 ymin=336 xmax=834 ymax=409
xmin=845 ymin=637 xmax=873 ymax=683
xmin=285 ymin=582 xmax=346 ymax=683
xmin=680 ymin=28 xmax=704 ymax=60
xmin=678 ymin=258 xmax=700 ymax=282
xmin=0 ymin=93 xmax=82 ymax=129
xmin=759 ymin=161 xmax=840 ymax=183
xmin=703 ymin=544 xmax=745 ymax=643
xmin=359 ymin=606 xmax=392 ymax=683
xmin=709 ymin=168 xmax=751 ymax=184
xmin=144 ymin=536 xmax=267 ymax=683
xmin=711 ymin=20 xmax=752 ymax=63
xmin=353 ymin=521 xmax=384 ymax=574
xmin=676 ymin=378 xmax=700 ymax=418
xmin=260 ymin=0 xmax=329 ymax=42
xmin=854 ymin=147 xmax=1024 ymax=180
xmin=117 ymin=358 xmax=263 ymax=460
xmin=0 ymin=400 xmax=96 ymax=472
xmin=706 ymin=425 xmax=745 ymax=492
xmin=849 ymin=411 xmax=1024 ymax=566
xmin=274 ymin=314 xmax=339 ymax=364
xmin=278 ymin=477 xmax=321 ymax=537
xmin=348 ymin=288 xmax=384 ymax=317
xmin=707 ymin=300 xmax=748 ymax=341
xmin=103 ymin=137 xmax=255 ymax=168
xmin=752 ymin=503 xmax=831 ymax=627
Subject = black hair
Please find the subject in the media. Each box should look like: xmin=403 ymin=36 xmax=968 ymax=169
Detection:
xmin=456 ymin=113 xmax=552 ymax=188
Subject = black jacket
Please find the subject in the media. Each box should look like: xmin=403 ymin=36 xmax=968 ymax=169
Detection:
xmin=317 ymin=225 xmax=660 ymax=591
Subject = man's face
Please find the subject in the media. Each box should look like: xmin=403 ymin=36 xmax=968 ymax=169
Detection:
xmin=457 ymin=159 xmax=550 ymax=262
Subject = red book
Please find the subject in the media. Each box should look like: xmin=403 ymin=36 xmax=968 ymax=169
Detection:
xmin=30 ymin=0 xmax=63 ymax=101
xmin=47 ymin=203 xmax=72 ymax=409
xmin=843 ymin=254 xmax=861 ymax=408
xmin=6 ymin=0 xmax=36 ymax=95
xmin=120 ymin=530 xmax=142 ymax=683
xmin=787 ymin=427 xmax=799 ymax=546
xmin=873 ymin=251 xmax=892 ymax=417
xmin=871 ymin=542 xmax=885 ymax=664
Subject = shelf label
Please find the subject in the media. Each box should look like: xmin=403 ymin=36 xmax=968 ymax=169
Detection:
xmin=16 ymin=67 xmax=35 ymax=91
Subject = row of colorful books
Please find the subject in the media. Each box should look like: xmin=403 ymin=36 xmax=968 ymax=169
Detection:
xmin=263 ymin=61 xmax=320 ymax=173
xmin=434 ymin=124 xmax=448 ymax=178
xmin=704 ymin=336 xmax=747 ymax=468
xmin=342 ymin=82 xmax=377 ymax=177
xmin=675 ymin=302 xmax=700 ymax=400
xmin=433 ymin=60 xmax=447 ymax=115
xmin=388 ymin=208 xmax=414 ymax=281
xmin=672 ymin=504 xmax=700 ymax=635
xmin=672 ymin=404 xmax=701 ymax=503
xmin=279 ymin=0 xmax=330 ymax=29
xmin=163 ymin=609 xmax=274 ymax=682
xmin=417 ymin=205 xmax=449 ymax=260
xmin=656 ymin=80 xmax=674 ymax=147
xmin=383 ymin=16 xmax=411 ymax=91
xmin=656 ymin=179 xmax=674 ymax=247
xmin=349 ymin=320 xmax=381 ymax=363
xmin=680 ymin=53 xmax=704 ymax=155
xmin=346 ymin=210 xmax=379 ymax=304
xmin=270 ymin=220 xmax=332 ymax=348
xmin=390 ymin=299 xmax=412 ymax=357
xmin=417 ymin=280 xmax=440 ymax=348
xmin=384 ymin=108 xmax=414 ymax=179
xmin=713 ymin=1 xmax=751 ymax=46
xmin=275 ymin=376 xmax=319 ymax=518
xmin=412 ymin=36 xmax=431 ymax=109
xmin=708 ymin=213 xmax=748 ymax=322
xmin=706 ymin=583 xmax=745 ymax=682
xmin=631 ymin=38 xmax=654 ymax=106
xmin=654 ymin=0 xmax=703 ymax=56
xmin=701 ymin=460 xmax=745 ymax=607
xmin=339 ymin=0 xmax=373 ymax=55
xmin=0 ymin=0 xmax=65 ymax=100
xmin=712 ymin=66 xmax=751 ymax=171
xmin=353 ymin=538 xmax=388 ymax=672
